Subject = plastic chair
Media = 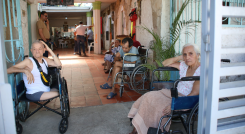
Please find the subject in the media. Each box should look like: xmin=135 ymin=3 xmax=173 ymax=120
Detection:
xmin=88 ymin=42 xmax=94 ymax=53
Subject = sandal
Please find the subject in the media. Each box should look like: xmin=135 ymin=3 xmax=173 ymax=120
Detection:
xmin=107 ymin=92 xmax=117 ymax=99
xmin=100 ymin=83 xmax=112 ymax=89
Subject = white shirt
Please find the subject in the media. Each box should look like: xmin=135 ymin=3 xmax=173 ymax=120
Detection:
xmin=75 ymin=24 xmax=89 ymax=36
xmin=177 ymin=61 xmax=201 ymax=96
xmin=23 ymin=57 xmax=50 ymax=94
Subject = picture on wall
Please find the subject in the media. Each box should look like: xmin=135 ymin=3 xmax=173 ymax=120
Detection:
xmin=63 ymin=25 xmax=68 ymax=32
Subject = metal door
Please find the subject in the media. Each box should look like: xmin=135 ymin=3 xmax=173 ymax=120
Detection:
xmin=199 ymin=0 xmax=245 ymax=133
xmin=2 ymin=0 xmax=24 ymax=98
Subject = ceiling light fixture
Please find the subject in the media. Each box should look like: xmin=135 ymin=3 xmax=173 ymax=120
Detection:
xmin=65 ymin=16 xmax=67 ymax=19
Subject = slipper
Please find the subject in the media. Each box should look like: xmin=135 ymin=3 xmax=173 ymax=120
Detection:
xmin=107 ymin=92 xmax=117 ymax=99
xmin=100 ymin=83 xmax=112 ymax=89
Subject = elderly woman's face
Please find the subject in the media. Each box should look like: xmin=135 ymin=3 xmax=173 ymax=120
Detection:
xmin=115 ymin=40 xmax=120 ymax=47
xmin=183 ymin=46 xmax=199 ymax=66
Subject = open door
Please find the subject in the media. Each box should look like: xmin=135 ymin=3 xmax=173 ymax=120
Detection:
xmin=199 ymin=0 xmax=245 ymax=133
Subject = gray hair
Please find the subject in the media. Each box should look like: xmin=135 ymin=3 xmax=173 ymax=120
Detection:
xmin=115 ymin=39 xmax=121 ymax=43
xmin=182 ymin=43 xmax=200 ymax=55
xmin=31 ymin=40 xmax=44 ymax=49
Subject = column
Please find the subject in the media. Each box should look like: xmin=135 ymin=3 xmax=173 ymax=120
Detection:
xmin=86 ymin=12 xmax=92 ymax=31
xmin=92 ymin=1 xmax=101 ymax=54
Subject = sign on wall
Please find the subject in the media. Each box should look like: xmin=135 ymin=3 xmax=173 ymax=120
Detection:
xmin=47 ymin=0 xmax=74 ymax=5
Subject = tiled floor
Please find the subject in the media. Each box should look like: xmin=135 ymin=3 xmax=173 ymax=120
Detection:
xmin=29 ymin=48 xmax=142 ymax=111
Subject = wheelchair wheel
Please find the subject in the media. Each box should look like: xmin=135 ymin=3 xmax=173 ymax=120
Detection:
xmin=19 ymin=101 xmax=29 ymax=122
xmin=59 ymin=118 xmax=68 ymax=134
xmin=130 ymin=65 xmax=150 ymax=95
xmin=16 ymin=122 xmax=23 ymax=134
xmin=119 ymin=86 xmax=124 ymax=97
xmin=62 ymin=77 xmax=70 ymax=117
xmin=187 ymin=103 xmax=199 ymax=134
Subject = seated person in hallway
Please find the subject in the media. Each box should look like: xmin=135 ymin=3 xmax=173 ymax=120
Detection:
xmin=100 ymin=37 xmax=139 ymax=99
xmin=87 ymin=26 xmax=94 ymax=49
xmin=128 ymin=43 xmax=201 ymax=134
xmin=7 ymin=41 xmax=62 ymax=101
xmin=103 ymin=39 xmax=121 ymax=73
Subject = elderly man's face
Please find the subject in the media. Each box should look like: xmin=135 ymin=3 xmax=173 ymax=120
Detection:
xmin=31 ymin=43 xmax=45 ymax=58
xmin=182 ymin=46 xmax=199 ymax=66
xmin=115 ymin=40 xmax=120 ymax=47
xmin=122 ymin=42 xmax=132 ymax=53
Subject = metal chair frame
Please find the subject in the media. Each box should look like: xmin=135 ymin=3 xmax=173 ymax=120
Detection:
xmin=148 ymin=67 xmax=199 ymax=134
xmin=108 ymin=47 xmax=149 ymax=97
xmin=13 ymin=67 xmax=70 ymax=134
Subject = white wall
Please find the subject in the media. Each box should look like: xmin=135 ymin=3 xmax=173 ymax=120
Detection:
xmin=20 ymin=0 xmax=29 ymax=55
xmin=30 ymin=0 xmax=38 ymax=43
xmin=220 ymin=27 xmax=245 ymax=82
xmin=134 ymin=0 xmax=154 ymax=49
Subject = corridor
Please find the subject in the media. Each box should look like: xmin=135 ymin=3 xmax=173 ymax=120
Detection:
xmin=29 ymin=48 xmax=141 ymax=111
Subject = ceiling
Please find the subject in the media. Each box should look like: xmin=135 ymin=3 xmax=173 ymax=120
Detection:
xmin=48 ymin=12 xmax=86 ymax=19
xmin=44 ymin=2 xmax=112 ymax=20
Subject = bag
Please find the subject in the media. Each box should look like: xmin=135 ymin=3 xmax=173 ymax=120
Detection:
xmin=32 ymin=57 xmax=56 ymax=86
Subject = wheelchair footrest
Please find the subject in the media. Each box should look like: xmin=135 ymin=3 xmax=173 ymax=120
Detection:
xmin=147 ymin=127 xmax=162 ymax=134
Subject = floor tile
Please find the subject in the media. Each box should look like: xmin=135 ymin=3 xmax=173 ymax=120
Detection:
xmin=97 ymin=89 xmax=111 ymax=95
xmin=100 ymin=98 xmax=117 ymax=104
xmin=53 ymin=48 xmax=142 ymax=108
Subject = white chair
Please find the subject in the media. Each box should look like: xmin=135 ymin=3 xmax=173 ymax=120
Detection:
xmin=58 ymin=39 xmax=64 ymax=48
xmin=63 ymin=41 xmax=68 ymax=48
xmin=88 ymin=42 xmax=94 ymax=53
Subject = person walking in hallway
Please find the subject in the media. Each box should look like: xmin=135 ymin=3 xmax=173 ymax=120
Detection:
xmin=74 ymin=24 xmax=78 ymax=55
xmin=74 ymin=21 xmax=93 ymax=56
xmin=37 ymin=11 xmax=50 ymax=57
xmin=87 ymin=26 xmax=94 ymax=51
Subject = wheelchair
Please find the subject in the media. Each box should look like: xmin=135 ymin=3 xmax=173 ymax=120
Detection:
xmin=146 ymin=67 xmax=199 ymax=134
xmin=146 ymin=59 xmax=232 ymax=134
xmin=107 ymin=46 xmax=149 ymax=97
xmin=13 ymin=66 xmax=70 ymax=134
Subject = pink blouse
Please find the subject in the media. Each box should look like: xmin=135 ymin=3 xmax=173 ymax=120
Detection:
xmin=177 ymin=61 xmax=201 ymax=96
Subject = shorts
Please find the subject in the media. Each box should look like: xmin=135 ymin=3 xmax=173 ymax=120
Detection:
xmin=26 ymin=92 xmax=44 ymax=101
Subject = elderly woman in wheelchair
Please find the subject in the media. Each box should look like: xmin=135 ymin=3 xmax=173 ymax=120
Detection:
xmin=128 ymin=43 xmax=200 ymax=134
xmin=7 ymin=41 xmax=70 ymax=134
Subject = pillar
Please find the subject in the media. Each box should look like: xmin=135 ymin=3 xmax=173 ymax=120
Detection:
xmin=92 ymin=1 xmax=101 ymax=54
xmin=86 ymin=12 xmax=92 ymax=30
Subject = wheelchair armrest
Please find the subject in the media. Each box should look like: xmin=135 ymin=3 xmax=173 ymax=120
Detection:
xmin=180 ymin=76 xmax=200 ymax=81
xmin=154 ymin=67 xmax=179 ymax=72
xmin=221 ymin=59 xmax=230 ymax=63
xmin=171 ymin=76 xmax=200 ymax=98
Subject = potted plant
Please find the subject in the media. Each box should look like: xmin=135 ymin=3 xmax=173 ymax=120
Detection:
xmin=141 ymin=0 xmax=201 ymax=90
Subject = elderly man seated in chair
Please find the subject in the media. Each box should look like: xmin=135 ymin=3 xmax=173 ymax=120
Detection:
xmin=7 ymin=41 xmax=62 ymax=101
xmin=100 ymin=37 xmax=139 ymax=99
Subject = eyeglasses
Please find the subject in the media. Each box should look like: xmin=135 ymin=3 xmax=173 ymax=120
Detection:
xmin=44 ymin=15 xmax=48 ymax=17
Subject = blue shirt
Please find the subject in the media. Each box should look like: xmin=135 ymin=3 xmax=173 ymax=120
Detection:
xmin=87 ymin=29 xmax=93 ymax=40
xmin=119 ymin=46 xmax=139 ymax=63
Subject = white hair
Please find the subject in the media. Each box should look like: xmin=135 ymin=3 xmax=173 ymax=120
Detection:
xmin=182 ymin=43 xmax=200 ymax=55
xmin=31 ymin=40 xmax=44 ymax=49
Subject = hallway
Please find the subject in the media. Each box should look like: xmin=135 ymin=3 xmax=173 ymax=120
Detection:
xmin=29 ymin=48 xmax=141 ymax=111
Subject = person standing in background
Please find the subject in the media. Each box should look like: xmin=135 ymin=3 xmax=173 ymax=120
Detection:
xmin=36 ymin=11 xmax=50 ymax=57
xmin=74 ymin=21 xmax=93 ymax=56
xmin=73 ymin=24 xmax=78 ymax=55
xmin=87 ymin=26 xmax=94 ymax=51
